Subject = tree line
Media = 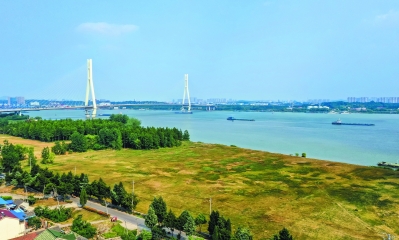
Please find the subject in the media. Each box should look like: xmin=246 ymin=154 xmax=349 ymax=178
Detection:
xmin=2 ymin=114 xmax=190 ymax=151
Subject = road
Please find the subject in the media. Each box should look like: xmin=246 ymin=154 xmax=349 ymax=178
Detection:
xmin=71 ymin=197 xmax=148 ymax=231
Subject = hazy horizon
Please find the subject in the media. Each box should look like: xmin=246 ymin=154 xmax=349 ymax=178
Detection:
xmin=1 ymin=1 xmax=398 ymax=101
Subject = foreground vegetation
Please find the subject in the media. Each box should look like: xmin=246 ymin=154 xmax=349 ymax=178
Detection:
xmin=1 ymin=135 xmax=399 ymax=239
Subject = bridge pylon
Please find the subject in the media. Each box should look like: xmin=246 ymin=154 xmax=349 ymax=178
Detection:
xmin=181 ymin=74 xmax=191 ymax=112
xmin=85 ymin=59 xmax=97 ymax=118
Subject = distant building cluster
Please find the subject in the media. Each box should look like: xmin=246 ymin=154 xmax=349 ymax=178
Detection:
xmin=307 ymin=99 xmax=330 ymax=104
xmin=347 ymin=97 xmax=399 ymax=103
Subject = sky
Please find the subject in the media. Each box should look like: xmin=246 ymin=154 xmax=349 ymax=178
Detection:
xmin=0 ymin=1 xmax=398 ymax=102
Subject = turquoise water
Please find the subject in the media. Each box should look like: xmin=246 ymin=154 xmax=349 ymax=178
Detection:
xmin=27 ymin=109 xmax=399 ymax=166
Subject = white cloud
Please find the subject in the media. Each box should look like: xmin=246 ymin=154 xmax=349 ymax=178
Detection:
xmin=76 ymin=22 xmax=138 ymax=36
xmin=375 ymin=10 xmax=399 ymax=24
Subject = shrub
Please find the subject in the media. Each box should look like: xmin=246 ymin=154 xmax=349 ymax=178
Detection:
xmin=1 ymin=196 xmax=12 ymax=200
xmin=28 ymin=195 xmax=36 ymax=205
xmin=301 ymin=153 xmax=306 ymax=158
xmin=27 ymin=216 xmax=42 ymax=229
xmin=83 ymin=206 xmax=110 ymax=217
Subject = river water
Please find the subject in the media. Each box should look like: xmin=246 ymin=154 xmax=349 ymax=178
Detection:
xmin=25 ymin=109 xmax=399 ymax=166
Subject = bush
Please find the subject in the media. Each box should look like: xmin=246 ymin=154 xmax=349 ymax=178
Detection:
xmin=27 ymin=216 xmax=42 ymax=229
xmin=28 ymin=195 xmax=36 ymax=205
xmin=83 ymin=206 xmax=110 ymax=217
xmin=1 ymin=196 xmax=12 ymax=200
xmin=301 ymin=153 xmax=306 ymax=158
xmin=34 ymin=206 xmax=73 ymax=222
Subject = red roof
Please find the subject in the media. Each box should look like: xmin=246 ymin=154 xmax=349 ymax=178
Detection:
xmin=9 ymin=231 xmax=39 ymax=240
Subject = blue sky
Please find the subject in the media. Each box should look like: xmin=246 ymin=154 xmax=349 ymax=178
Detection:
xmin=0 ymin=1 xmax=398 ymax=101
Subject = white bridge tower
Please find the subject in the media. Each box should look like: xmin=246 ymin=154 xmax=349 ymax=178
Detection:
xmin=85 ymin=59 xmax=97 ymax=118
xmin=181 ymin=74 xmax=191 ymax=112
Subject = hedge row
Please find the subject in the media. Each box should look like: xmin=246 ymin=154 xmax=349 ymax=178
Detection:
xmin=83 ymin=205 xmax=110 ymax=217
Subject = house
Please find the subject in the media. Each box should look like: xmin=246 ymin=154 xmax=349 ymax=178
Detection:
xmin=34 ymin=226 xmax=87 ymax=240
xmin=0 ymin=210 xmax=26 ymax=240
xmin=9 ymin=231 xmax=41 ymax=240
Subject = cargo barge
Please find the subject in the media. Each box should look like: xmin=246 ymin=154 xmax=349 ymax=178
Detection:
xmin=332 ymin=119 xmax=374 ymax=126
xmin=227 ymin=117 xmax=255 ymax=121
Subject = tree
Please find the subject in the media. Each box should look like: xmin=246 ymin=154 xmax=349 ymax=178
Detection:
xmin=28 ymin=195 xmax=36 ymax=205
xmin=27 ymin=147 xmax=37 ymax=167
xmin=183 ymin=213 xmax=196 ymax=236
xmin=80 ymin=188 xmax=88 ymax=207
xmin=234 ymin=227 xmax=253 ymax=240
xmin=41 ymin=147 xmax=50 ymax=161
xmin=41 ymin=147 xmax=54 ymax=164
xmin=150 ymin=196 xmax=167 ymax=225
xmin=1 ymin=140 xmax=21 ymax=172
xmin=27 ymin=216 xmax=42 ymax=229
xmin=110 ymin=114 xmax=129 ymax=124
xmin=127 ymin=117 xmax=141 ymax=128
xmin=183 ymin=130 xmax=190 ymax=141
xmin=301 ymin=153 xmax=306 ymax=158
xmin=69 ymin=132 xmax=87 ymax=152
xmin=137 ymin=230 xmax=152 ymax=240
xmin=276 ymin=228 xmax=293 ymax=240
xmin=208 ymin=210 xmax=220 ymax=235
xmin=212 ymin=226 xmax=220 ymax=240
xmin=165 ymin=209 xmax=177 ymax=236
xmin=195 ymin=213 xmax=207 ymax=232
xmin=145 ymin=206 xmax=158 ymax=229
xmin=71 ymin=214 xmax=97 ymax=238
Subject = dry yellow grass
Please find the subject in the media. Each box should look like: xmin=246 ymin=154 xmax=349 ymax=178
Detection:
xmin=2 ymin=135 xmax=399 ymax=239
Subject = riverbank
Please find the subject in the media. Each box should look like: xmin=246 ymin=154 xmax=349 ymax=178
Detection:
xmin=1 ymin=135 xmax=398 ymax=239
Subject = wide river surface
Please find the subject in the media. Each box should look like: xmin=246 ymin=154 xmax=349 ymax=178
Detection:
xmin=25 ymin=109 xmax=399 ymax=166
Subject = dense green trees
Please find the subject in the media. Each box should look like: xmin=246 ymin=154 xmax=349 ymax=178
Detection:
xmin=3 ymin=115 xmax=189 ymax=152
xmin=0 ymin=140 xmax=26 ymax=172
xmin=27 ymin=216 xmax=42 ymax=230
xmin=51 ymin=141 xmax=67 ymax=155
xmin=70 ymin=132 xmax=87 ymax=152
xmin=72 ymin=214 xmax=97 ymax=238
xmin=208 ymin=210 xmax=232 ymax=240
xmin=111 ymin=182 xmax=139 ymax=212
xmin=34 ymin=206 xmax=73 ymax=222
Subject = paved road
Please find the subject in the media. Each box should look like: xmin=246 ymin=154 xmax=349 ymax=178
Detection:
xmin=70 ymin=197 xmax=148 ymax=231
xmin=71 ymin=197 xmax=189 ymax=239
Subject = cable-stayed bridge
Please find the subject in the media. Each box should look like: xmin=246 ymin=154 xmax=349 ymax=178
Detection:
xmin=0 ymin=59 xmax=215 ymax=118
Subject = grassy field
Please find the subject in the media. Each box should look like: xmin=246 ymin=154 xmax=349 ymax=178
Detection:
xmin=1 ymin=135 xmax=399 ymax=239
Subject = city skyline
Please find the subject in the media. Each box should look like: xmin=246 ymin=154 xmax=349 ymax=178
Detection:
xmin=1 ymin=1 xmax=399 ymax=101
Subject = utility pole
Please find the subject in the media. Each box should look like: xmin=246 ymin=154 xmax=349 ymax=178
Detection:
xmin=132 ymin=180 xmax=135 ymax=212
xmin=209 ymin=198 xmax=212 ymax=215
xmin=104 ymin=201 xmax=109 ymax=215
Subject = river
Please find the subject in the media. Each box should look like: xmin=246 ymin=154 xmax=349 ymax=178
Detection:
xmin=25 ymin=109 xmax=399 ymax=166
